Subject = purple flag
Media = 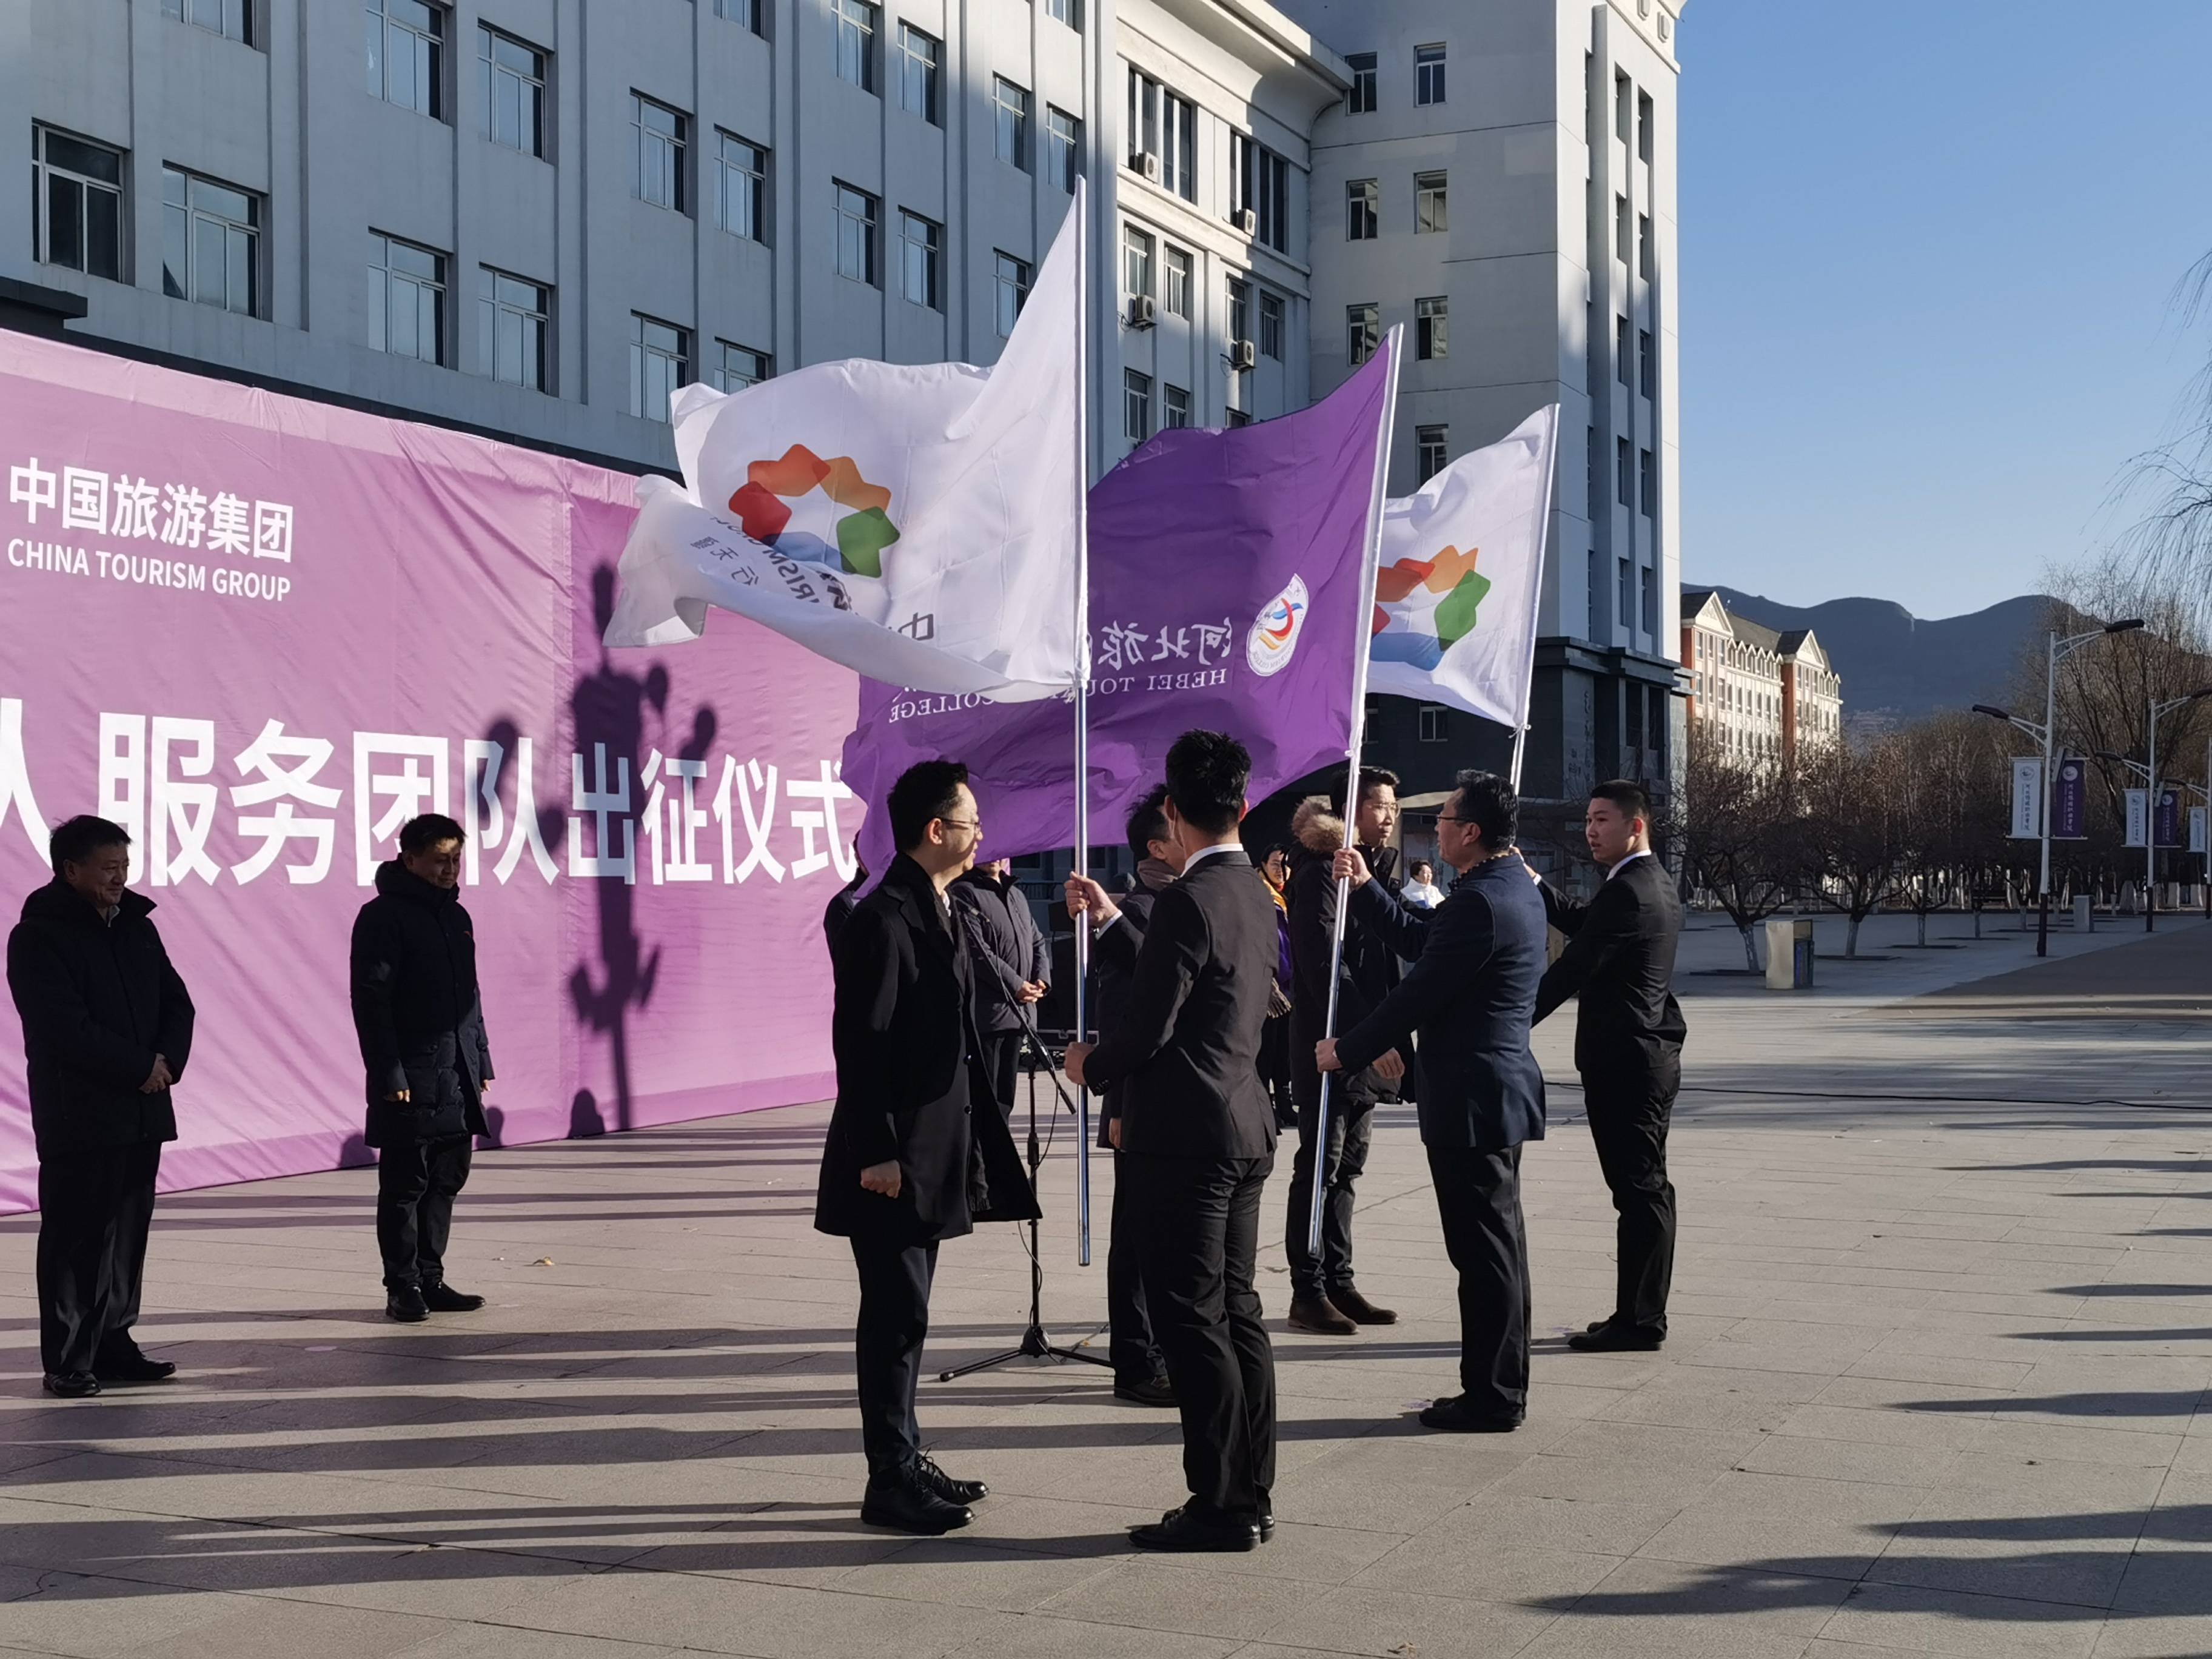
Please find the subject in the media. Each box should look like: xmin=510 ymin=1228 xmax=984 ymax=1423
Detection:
xmin=843 ymin=343 xmax=1396 ymax=868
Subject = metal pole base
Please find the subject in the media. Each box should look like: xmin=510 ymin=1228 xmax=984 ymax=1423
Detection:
xmin=2036 ymin=893 xmax=2050 ymax=957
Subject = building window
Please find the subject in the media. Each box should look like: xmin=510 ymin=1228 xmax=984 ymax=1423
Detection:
xmin=478 ymin=25 xmax=545 ymax=156
xmin=1164 ymin=246 xmax=1192 ymax=318
xmin=1639 ymin=213 xmax=1654 ymax=280
xmin=629 ymin=313 xmax=689 ymax=423
xmin=994 ymin=78 xmax=1031 ymax=171
xmin=1045 ymin=0 xmax=1081 ymax=27
xmin=1641 ymin=566 xmax=1657 ymax=635
xmin=1225 ymin=409 xmax=1252 ymax=429
xmin=1124 ymin=369 xmax=1152 ymax=443
xmin=711 ymin=340 xmax=771 ymax=392
xmin=1346 ymin=52 xmax=1376 ymax=115
xmin=160 ymin=166 xmax=259 ymax=317
xmin=715 ymin=0 xmax=765 ymax=33
xmin=1347 ymin=302 xmax=1379 ymax=366
xmin=1616 ymin=194 xmax=1629 ymax=263
xmin=1617 ymin=557 xmax=1633 ymax=629
xmin=33 ymin=127 xmax=124 ymax=281
xmin=1639 ymin=328 xmax=1654 ymax=397
xmin=834 ymin=0 xmax=877 ymax=93
xmin=1615 ymin=315 xmax=1630 ymax=384
xmin=897 ymin=24 xmax=940 ymax=124
xmin=1640 ymin=447 xmax=1655 ymax=517
xmin=1615 ymin=72 xmax=1632 ymax=143
xmin=1616 ymin=437 xmax=1632 ymax=506
xmin=833 ymin=182 xmax=879 ymax=284
xmin=716 ymin=132 xmax=768 ymax=241
xmin=1047 ymin=108 xmax=1081 ymax=192
xmin=1419 ymin=705 xmax=1449 ymax=743
xmin=1586 ymin=424 xmax=1597 ymax=517
xmin=631 ymin=94 xmax=688 ymax=212
xmin=1415 ymin=170 xmax=1447 ymax=234
xmin=1228 ymin=276 xmax=1251 ymax=347
xmin=1638 ymin=90 xmax=1655 ymax=163
xmin=1347 ymin=178 xmax=1378 ymax=241
xmin=1230 ymin=133 xmax=1290 ymax=253
xmin=1123 ymin=223 xmax=1154 ymax=298
xmin=1126 ymin=70 xmax=1196 ymax=202
xmin=477 ymin=267 xmax=548 ymax=391
xmin=1416 ymin=423 xmax=1448 ymax=483
xmin=900 ymin=210 xmax=942 ymax=310
xmin=1415 ymin=42 xmax=1446 ymax=106
xmin=1416 ymin=294 xmax=1447 ymax=361
xmin=994 ymin=251 xmax=1030 ymax=338
xmin=1259 ymin=290 xmax=1284 ymax=360
xmin=164 ymin=0 xmax=252 ymax=45
xmin=1162 ymin=384 xmax=1191 ymax=429
xmin=366 ymin=0 xmax=444 ymax=119
xmin=368 ymin=232 xmax=445 ymax=364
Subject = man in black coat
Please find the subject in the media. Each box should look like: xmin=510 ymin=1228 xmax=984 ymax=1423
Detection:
xmin=1283 ymin=770 xmax=1405 ymax=1335
xmin=1065 ymin=731 xmax=1281 ymax=1553
xmin=1319 ymin=771 xmax=1547 ymax=1434
xmin=815 ymin=760 xmax=1037 ymax=1537
xmin=1533 ymin=780 xmax=1687 ymax=1352
xmin=350 ymin=813 xmax=494 ymax=1324
xmin=950 ymin=857 xmax=1049 ymax=1118
xmin=8 ymin=816 xmax=194 ymax=1398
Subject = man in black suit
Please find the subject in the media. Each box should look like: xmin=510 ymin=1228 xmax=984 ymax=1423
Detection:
xmin=1064 ymin=731 xmax=1281 ymax=1552
xmin=1318 ymin=771 xmax=1547 ymax=1433
xmin=1533 ymin=780 xmax=1686 ymax=1352
xmin=815 ymin=760 xmax=1037 ymax=1536
xmin=951 ymin=857 xmax=1049 ymax=1119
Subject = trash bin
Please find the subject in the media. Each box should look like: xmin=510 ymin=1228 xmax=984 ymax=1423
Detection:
xmin=1764 ymin=918 xmax=1815 ymax=990
xmin=2073 ymin=895 xmax=2093 ymax=934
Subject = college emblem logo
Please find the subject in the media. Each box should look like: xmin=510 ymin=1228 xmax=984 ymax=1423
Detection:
xmin=1247 ymin=574 xmax=1310 ymax=678
xmin=726 ymin=444 xmax=901 ymax=578
xmin=1369 ymin=545 xmax=1490 ymax=670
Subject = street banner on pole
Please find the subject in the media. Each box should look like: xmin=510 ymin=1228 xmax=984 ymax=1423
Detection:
xmin=2156 ymin=786 xmax=2184 ymax=848
xmin=2125 ymin=787 xmax=2150 ymax=850
xmin=2191 ymin=806 xmax=2208 ymax=856
xmin=1366 ymin=407 xmax=1557 ymax=728
xmin=2051 ymin=755 xmax=2088 ymax=840
xmin=2009 ymin=758 xmax=2045 ymax=840
xmin=603 ymin=183 xmax=1087 ymax=700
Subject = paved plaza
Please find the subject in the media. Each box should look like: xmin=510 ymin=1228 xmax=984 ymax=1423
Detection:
xmin=2 ymin=910 xmax=2209 ymax=1659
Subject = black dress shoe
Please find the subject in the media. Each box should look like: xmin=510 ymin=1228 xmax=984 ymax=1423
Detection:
xmin=1259 ymin=1510 xmax=1276 ymax=1543
xmin=386 ymin=1285 xmax=429 ymax=1323
xmin=93 ymin=1355 xmax=176 ymax=1384
xmin=1418 ymin=1394 xmax=1524 ymax=1433
xmin=1329 ymin=1286 xmax=1399 ymax=1326
xmin=1130 ymin=1504 xmax=1261 ymax=1553
xmin=1113 ymin=1373 xmax=1177 ymax=1407
xmin=915 ymin=1453 xmax=988 ymax=1506
xmin=1569 ymin=1321 xmax=1664 ymax=1352
xmin=1287 ymin=1295 xmax=1358 ymax=1336
xmin=42 ymin=1372 xmax=100 ymax=1399
xmin=861 ymin=1472 xmax=973 ymax=1535
xmin=421 ymin=1282 xmax=487 ymax=1313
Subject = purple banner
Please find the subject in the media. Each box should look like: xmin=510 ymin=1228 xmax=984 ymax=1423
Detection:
xmin=2051 ymin=754 xmax=2088 ymax=840
xmin=842 ymin=346 xmax=1395 ymax=869
xmin=2156 ymin=786 xmax=2184 ymax=849
xmin=1 ymin=334 xmax=862 ymax=1212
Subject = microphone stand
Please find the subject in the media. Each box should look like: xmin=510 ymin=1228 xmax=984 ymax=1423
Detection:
xmin=937 ymin=1005 xmax=1113 ymax=1381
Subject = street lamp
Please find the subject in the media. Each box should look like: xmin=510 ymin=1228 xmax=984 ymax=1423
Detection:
xmin=1971 ymin=617 xmax=2145 ymax=957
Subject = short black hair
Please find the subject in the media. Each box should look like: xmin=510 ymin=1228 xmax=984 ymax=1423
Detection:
xmin=1448 ymin=769 xmax=1518 ymax=850
xmin=398 ymin=814 xmax=466 ymax=856
xmin=1590 ymin=779 xmax=1651 ymax=825
xmin=1332 ymin=764 xmax=1400 ymax=814
xmin=1126 ymin=783 xmax=1171 ymax=859
xmin=1163 ymin=729 xmax=1250 ymax=837
xmin=888 ymin=759 xmax=970 ymax=853
xmin=1410 ymin=859 xmax=1434 ymax=879
xmin=50 ymin=815 xmax=130 ymax=875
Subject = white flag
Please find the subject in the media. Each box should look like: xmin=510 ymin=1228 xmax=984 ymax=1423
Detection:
xmin=1366 ymin=406 xmax=1559 ymax=728
xmin=604 ymin=182 xmax=1087 ymax=700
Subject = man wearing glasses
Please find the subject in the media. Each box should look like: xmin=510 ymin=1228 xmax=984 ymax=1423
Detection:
xmin=814 ymin=760 xmax=1037 ymax=1535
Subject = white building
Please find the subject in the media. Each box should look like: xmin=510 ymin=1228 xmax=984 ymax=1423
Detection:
xmin=1682 ymin=586 xmax=1843 ymax=771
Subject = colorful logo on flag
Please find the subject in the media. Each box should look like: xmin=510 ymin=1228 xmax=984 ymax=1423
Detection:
xmin=726 ymin=444 xmax=902 ymax=578
xmin=1369 ymin=545 xmax=1491 ymax=671
xmin=1247 ymin=574 xmax=1309 ymax=678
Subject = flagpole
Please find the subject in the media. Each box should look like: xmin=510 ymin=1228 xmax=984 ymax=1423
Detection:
xmin=1070 ymin=179 xmax=1094 ymax=1267
xmin=1308 ymin=327 xmax=1404 ymax=1258
xmin=1506 ymin=407 xmax=1559 ymax=794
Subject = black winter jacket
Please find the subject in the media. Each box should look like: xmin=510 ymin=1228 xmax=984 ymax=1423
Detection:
xmin=349 ymin=861 xmax=493 ymax=1148
xmin=1285 ymin=798 xmax=1401 ymax=1108
xmin=7 ymin=881 xmax=194 ymax=1158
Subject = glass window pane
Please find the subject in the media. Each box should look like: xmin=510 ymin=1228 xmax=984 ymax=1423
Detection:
xmin=366 ymin=11 xmax=383 ymax=96
xmin=421 ymin=281 xmax=440 ymax=361
xmin=44 ymin=175 xmax=82 ymax=270
xmin=194 ymin=214 xmax=224 ymax=303
xmin=86 ymin=186 xmax=120 ymax=279
xmin=163 ymin=203 xmax=187 ymax=297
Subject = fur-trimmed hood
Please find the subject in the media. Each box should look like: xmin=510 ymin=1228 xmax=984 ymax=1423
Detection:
xmin=1292 ymin=797 xmax=1344 ymax=856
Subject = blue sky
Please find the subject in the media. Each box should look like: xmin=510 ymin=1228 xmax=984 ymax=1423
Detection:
xmin=1680 ymin=1 xmax=2210 ymax=620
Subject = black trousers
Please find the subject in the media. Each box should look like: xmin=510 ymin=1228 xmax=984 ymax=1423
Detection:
xmin=1106 ymin=1148 xmax=1163 ymax=1382
xmin=979 ymin=1031 xmax=1022 ymax=1122
xmin=1130 ymin=1151 xmax=1276 ymax=1517
xmin=1426 ymin=1142 xmax=1530 ymax=1419
xmin=1284 ymin=1091 xmax=1375 ymax=1301
xmin=849 ymin=1232 xmax=939 ymax=1479
xmin=37 ymin=1141 xmax=161 ymax=1378
xmin=1583 ymin=1059 xmax=1680 ymax=1335
xmin=376 ymin=1134 xmax=473 ymax=1289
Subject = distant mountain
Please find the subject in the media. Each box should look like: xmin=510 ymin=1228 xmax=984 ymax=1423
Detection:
xmin=1693 ymin=586 xmax=2062 ymax=726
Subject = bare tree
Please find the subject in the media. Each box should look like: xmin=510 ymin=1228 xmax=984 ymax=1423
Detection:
xmin=2114 ymin=251 xmax=2212 ymax=633
xmin=1680 ymin=743 xmax=1795 ymax=971
xmin=1796 ymin=739 xmax=1911 ymax=957
xmin=1892 ymin=714 xmax=2009 ymax=945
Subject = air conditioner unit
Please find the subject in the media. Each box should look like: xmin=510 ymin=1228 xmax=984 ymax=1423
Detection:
xmin=1127 ymin=294 xmax=1157 ymax=329
xmin=1229 ymin=340 xmax=1256 ymax=371
xmin=1233 ymin=207 xmax=1258 ymax=236
xmin=1139 ymin=153 xmax=1162 ymax=184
